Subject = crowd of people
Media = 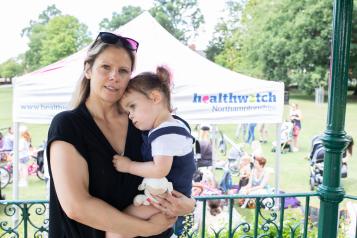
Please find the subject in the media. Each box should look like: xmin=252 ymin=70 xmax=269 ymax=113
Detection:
xmin=0 ymin=125 xmax=35 ymax=187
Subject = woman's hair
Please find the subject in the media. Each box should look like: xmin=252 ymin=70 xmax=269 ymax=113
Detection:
xmin=125 ymin=66 xmax=172 ymax=111
xmin=254 ymin=155 xmax=267 ymax=167
xmin=346 ymin=135 xmax=354 ymax=156
xmin=70 ymin=35 xmax=136 ymax=109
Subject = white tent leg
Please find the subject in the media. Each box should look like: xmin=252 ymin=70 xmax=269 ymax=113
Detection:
xmin=274 ymin=123 xmax=282 ymax=194
xmin=12 ymin=122 xmax=19 ymax=200
xmin=12 ymin=122 xmax=20 ymax=226
xmin=211 ymin=125 xmax=216 ymax=166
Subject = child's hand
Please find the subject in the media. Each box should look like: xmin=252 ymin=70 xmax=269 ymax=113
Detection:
xmin=112 ymin=155 xmax=131 ymax=173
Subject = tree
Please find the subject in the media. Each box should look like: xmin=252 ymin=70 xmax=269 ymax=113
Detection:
xmin=98 ymin=1 xmax=204 ymax=44
xmin=40 ymin=15 xmax=91 ymax=66
xmin=0 ymin=58 xmax=25 ymax=82
xmin=21 ymin=4 xmax=62 ymax=37
xmin=22 ymin=5 xmax=62 ymax=71
xmin=205 ymin=1 xmax=244 ymax=62
xmin=24 ymin=24 xmax=47 ymax=71
xmin=99 ymin=6 xmax=143 ymax=31
xmin=22 ymin=5 xmax=91 ymax=71
xmin=205 ymin=1 xmax=245 ymax=68
xmin=208 ymin=0 xmax=349 ymax=93
xmin=150 ymin=0 xmax=204 ymax=43
xmin=263 ymin=0 xmax=333 ymax=92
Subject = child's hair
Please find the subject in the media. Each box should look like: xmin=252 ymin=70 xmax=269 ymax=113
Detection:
xmin=20 ymin=126 xmax=32 ymax=143
xmin=126 ymin=66 xmax=172 ymax=111
xmin=208 ymin=199 xmax=223 ymax=216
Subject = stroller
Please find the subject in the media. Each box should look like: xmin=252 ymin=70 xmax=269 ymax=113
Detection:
xmin=271 ymin=121 xmax=293 ymax=153
xmin=308 ymin=135 xmax=349 ymax=190
xmin=226 ymin=146 xmax=244 ymax=176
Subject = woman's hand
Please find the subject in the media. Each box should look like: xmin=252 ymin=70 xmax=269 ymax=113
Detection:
xmin=150 ymin=190 xmax=195 ymax=217
xmin=146 ymin=212 xmax=176 ymax=236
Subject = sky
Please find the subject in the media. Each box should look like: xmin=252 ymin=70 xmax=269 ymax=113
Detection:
xmin=0 ymin=0 xmax=226 ymax=63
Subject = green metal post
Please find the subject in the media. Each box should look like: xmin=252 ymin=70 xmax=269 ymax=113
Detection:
xmin=317 ymin=0 xmax=353 ymax=237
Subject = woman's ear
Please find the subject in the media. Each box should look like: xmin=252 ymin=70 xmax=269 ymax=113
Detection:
xmin=84 ymin=63 xmax=91 ymax=79
xmin=149 ymin=90 xmax=162 ymax=104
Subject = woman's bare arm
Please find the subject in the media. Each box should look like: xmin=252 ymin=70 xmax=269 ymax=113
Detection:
xmin=50 ymin=140 xmax=174 ymax=236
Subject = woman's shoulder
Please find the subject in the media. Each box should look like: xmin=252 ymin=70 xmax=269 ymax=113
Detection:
xmin=51 ymin=106 xmax=87 ymax=126
xmin=48 ymin=107 xmax=89 ymax=137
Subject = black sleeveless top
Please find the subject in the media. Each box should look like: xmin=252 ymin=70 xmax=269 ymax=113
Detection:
xmin=46 ymin=103 xmax=172 ymax=238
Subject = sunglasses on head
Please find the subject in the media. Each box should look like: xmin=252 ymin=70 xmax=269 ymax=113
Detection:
xmin=95 ymin=32 xmax=139 ymax=52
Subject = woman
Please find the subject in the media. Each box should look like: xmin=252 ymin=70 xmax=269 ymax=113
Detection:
xmin=239 ymin=156 xmax=270 ymax=195
xmin=47 ymin=32 xmax=195 ymax=238
xmin=289 ymin=103 xmax=303 ymax=151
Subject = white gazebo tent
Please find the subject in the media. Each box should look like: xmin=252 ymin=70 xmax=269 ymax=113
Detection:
xmin=12 ymin=12 xmax=284 ymax=199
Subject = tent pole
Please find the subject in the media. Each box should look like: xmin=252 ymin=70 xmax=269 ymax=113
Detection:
xmin=274 ymin=123 xmax=282 ymax=194
xmin=211 ymin=125 xmax=217 ymax=166
xmin=12 ymin=122 xmax=20 ymax=226
xmin=12 ymin=122 xmax=19 ymax=200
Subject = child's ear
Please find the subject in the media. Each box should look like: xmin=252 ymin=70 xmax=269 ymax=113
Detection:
xmin=150 ymin=90 xmax=162 ymax=104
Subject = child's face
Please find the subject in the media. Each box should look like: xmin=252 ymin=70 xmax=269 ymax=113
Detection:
xmin=120 ymin=90 xmax=158 ymax=131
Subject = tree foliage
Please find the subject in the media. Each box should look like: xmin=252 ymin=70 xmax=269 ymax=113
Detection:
xmin=98 ymin=0 xmax=204 ymax=44
xmin=99 ymin=6 xmax=143 ymax=31
xmin=39 ymin=15 xmax=91 ymax=66
xmin=208 ymin=0 xmax=357 ymax=93
xmin=23 ymin=5 xmax=91 ymax=72
xmin=150 ymin=0 xmax=204 ymax=43
xmin=0 ymin=57 xmax=25 ymax=81
xmin=205 ymin=1 xmax=245 ymax=69
xmin=21 ymin=4 xmax=62 ymax=37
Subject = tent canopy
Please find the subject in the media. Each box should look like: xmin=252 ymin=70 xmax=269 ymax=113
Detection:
xmin=13 ymin=12 xmax=284 ymax=125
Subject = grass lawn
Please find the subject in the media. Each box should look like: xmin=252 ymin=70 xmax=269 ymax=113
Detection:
xmin=0 ymin=86 xmax=356 ymax=203
xmin=215 ymin=91 xmax=357 ymax=206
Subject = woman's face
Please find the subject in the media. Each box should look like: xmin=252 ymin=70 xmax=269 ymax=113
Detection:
xmin=85 ymin=46 xmax=132 ymax=104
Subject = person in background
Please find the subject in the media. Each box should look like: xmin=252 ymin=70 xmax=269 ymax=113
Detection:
xmin=2 ymin=126 xmax=14 ymax=152
xmin=196 ymin=124 xmax=213 ymax=168
xmin=235 ymin=123 xmax=247 ymax=142
xmin=1 ymin=127 xmax=14 ymax=162
xmin=0 ymin=132 xmax=3 ymax=149
xmin=237 ymin=154 xmax=253 ymax=191
xmin=198 ymin=124 xmax=212 ymax=142
xmin=246 ymin=123 xmax=257 ymax=145
xmin=239 ymin=156 xmax=270 ymax=196
xmin=251 ymin=140 xmax=263 ymax=158
xmin=18 ymin=126 xmax=32 ymax=187
xmin=341 ymin=135 xmax=354 ymax=178
xmin=46 ymin=31 xmax=195 ymax=238
xmin=259 ymin=123 xmax=268 ymax=144
xmin=109 ymin=66 xmax=196 ymax=238
xmin=346 ymin=201 xmax=357 ymax=238
xmin=289 ymin=103 xmax=303 ymax=152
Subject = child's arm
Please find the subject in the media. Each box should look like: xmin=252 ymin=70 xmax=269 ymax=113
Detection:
xmin=113 ymin=155 xmax=173 ymax=178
